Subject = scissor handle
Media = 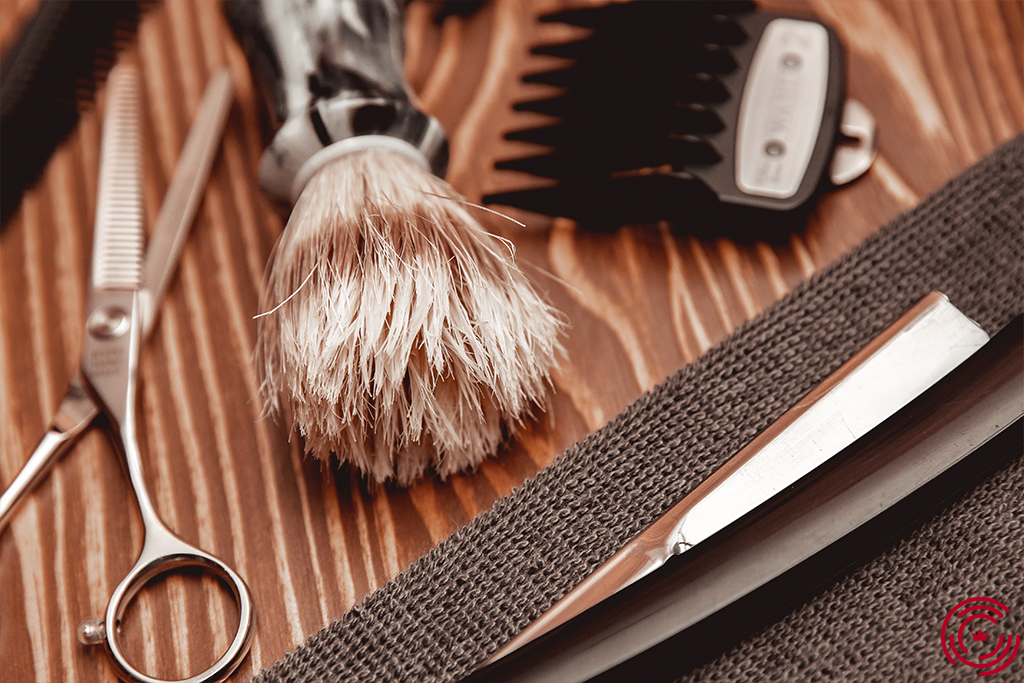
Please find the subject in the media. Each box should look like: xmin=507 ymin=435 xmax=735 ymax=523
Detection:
xmin=88 ymin=526 xmax=255 ymax=683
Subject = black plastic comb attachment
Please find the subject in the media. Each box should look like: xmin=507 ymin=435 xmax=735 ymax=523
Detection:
xmin=486 ymin=1 xmax=852 ymax=238
xmin=538 ymin=1 xmax=752 ymax=44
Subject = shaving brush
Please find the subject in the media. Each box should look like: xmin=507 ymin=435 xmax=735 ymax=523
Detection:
xmin=226 ymin=0 xmax=564 ymax=485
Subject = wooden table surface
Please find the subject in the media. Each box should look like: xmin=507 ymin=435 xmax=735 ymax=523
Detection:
xmin=1 ymin=1 xmax=1021 ymax=681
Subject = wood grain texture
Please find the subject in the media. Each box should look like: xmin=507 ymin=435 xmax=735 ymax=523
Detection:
xmin=0 ymin=1 xmax=1020 ymax=681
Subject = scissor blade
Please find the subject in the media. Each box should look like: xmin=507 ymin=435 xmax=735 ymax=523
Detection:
xmin=1 ymin=69 xmax=234 ymax=531
xmin=81 ymin=64 xmax=146 ymax=430
xmin=90 ymin=65 xmax=144 ymax=293
xmin=141 ymin=68 xmax=234 ymax=333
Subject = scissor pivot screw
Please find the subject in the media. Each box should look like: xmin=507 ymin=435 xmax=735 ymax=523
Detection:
xmin=77 ymin=617 xmax=106 ymax=645
xmin=87 ymin=306 xmax=130 ymax=339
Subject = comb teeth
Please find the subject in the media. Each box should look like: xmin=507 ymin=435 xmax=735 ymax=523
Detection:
xmin=91 ymin=65 xmax=144 ymax=290
xmin=539 ymin=0 xmax=753 ymax=37
xmin=0 ymin=0 xmax=150 ymax=227
xmin=489 ymin=1 xmax=756 ymax=227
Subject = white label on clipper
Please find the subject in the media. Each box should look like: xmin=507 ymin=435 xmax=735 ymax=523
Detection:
xmin=735 ymin=19 xmax=829 ymax=199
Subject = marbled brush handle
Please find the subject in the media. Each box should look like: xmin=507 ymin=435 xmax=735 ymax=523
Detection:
xmin=224 ymin=0 xmax=448 ymax=203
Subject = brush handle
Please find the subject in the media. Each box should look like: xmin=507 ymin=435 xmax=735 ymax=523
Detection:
xmin=224 ymin=0 xmax=448 ymax=203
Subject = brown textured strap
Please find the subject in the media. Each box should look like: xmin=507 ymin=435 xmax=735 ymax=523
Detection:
xmin=253 ymin=135 xmax=1024 ymax=683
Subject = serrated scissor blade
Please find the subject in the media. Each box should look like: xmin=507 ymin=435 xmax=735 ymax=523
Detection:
xmin=82 ymin=63 xmax=145 ymax=428
xmin=0 ymin=69 xmax=232 ymax=530
xmin=90 ymin=64 xmax=144 ymax=292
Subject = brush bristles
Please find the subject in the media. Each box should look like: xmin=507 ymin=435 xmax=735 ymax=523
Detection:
xmin=256 ymin=149 xmax=564 ymax=485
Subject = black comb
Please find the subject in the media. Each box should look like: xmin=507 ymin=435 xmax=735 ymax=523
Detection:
xmin=485 ymin=2 xmax=874 ymax=237
xmin=1 ymin=0 xmax=152 ymax=228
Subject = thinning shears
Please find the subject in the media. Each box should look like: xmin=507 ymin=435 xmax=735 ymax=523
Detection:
xmin=0 ymin=64 xmax=252 ymax=683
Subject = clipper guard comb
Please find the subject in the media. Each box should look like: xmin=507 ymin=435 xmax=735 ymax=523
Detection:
xmin=485 ymin=1 xmax=876 ymax=238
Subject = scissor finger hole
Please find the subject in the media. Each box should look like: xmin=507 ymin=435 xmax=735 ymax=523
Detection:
xmin=110 ymin=564 xmax=244 ymax=682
